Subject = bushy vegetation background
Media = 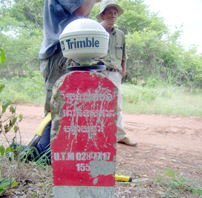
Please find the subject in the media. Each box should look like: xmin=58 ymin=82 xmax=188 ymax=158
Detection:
xmin=0 ymin=0 xmax=202 ymax=118
xmin=1 ymin=0 xmax=202 ymax=89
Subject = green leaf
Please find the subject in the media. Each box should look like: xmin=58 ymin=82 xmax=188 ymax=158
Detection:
xmin=9 ymin=106 xmax=16 ymax=114
xmin=0 ymin=178 xmax=11 ymax=188
xmin=6 ymin=125 xmax=12 ymax=133
xmin=33 ymin=192 xmax=36 ymax=197
xmin=2 ymin=101 xmax=12 ymax=114
xmin=19 ymin=114 xmax=23 ymax=122
xmin=14 ymin=126 xmax=18 ymax=132
xmin=10 ymin=179 xmax=19 ymax=188
xmin=0 ymin=146 xmax=5 ymax=156
xmin=164 ymin=167 xmax=176 ymax=178
xmin=12 ymin=117 xmax=17 ymax=125
xmin=0 ymin=84 xmax=5 ymax=94
xmin=0 ymin=188 xmax=6 ymax=195
xmin=0 ymin=177 xmax=18 ymax=189
xmin=5 ymin=147 xmax=13 ymax=153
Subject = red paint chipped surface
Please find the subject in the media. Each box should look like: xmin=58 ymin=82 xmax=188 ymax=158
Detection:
xmin=51 ymin=72 xmax=117 ymax=186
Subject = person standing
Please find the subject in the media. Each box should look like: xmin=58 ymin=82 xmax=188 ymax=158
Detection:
xmin=35 ymin=0 xmax=101 ymax=159
xmin=94 ymin=0 xmax=137 ymax=146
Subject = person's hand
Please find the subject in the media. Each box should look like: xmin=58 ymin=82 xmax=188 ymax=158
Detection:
xmin=74 ymin=0 xmax=101 ymax=17
xmin=120 ymin=70 xmax=126 ymax=78
xmin=121 ymin=60 xmax=126 ymax=78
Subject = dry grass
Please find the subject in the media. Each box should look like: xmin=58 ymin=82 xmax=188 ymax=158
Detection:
xmin=1 ymin=143 xmax=202 ymax=198
xmin=0 ymin=156 xmax=53 ymax=197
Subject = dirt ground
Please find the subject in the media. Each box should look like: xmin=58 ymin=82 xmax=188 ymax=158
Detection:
xmin=1 ymin=104 xmax=202 ymax=197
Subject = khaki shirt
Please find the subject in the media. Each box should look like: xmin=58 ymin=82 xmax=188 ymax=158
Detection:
xmin=96 ymin=28 xmax=127 ymax=71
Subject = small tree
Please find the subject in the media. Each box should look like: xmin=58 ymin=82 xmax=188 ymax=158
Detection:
xmin=0 ymin=48 xmax=23 ymax=147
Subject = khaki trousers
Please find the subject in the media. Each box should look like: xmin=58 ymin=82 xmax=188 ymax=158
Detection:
xmin=40 ymin=51 xmax=67 ymax=116
xmin=100 ymin=70 xmax=126 ymax=142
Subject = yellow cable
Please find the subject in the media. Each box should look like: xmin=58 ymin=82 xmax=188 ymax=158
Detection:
xmin=115 ymin=174 xmax=132 ymax=182
xmin=35 ymin=112 xmax=52 ymax=136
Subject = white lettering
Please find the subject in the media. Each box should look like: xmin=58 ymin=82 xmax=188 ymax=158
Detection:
xmin=62 ymin=89 xmax=115 ymax=103
xmin=76 ymin=163 xmax=91 ymax=172
xmin=53 ymin=152 xmax=75 ymax=161
xmin=63 ymin=125 xmax=103 ymax=135
xmin=53 ymin=152 xmax=111 ymax=161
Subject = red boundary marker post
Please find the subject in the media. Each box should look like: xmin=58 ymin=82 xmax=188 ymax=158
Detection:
xmin=51 ymin=71 xmax=117 ymax=197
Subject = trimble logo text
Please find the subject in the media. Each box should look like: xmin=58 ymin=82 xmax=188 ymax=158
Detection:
xmin=61 ymin=37 xmax=100 ymax=50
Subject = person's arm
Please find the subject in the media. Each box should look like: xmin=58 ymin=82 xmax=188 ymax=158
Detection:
xmin=120 ymin=59 xmax=126 ymax=78
xmin=120 ymin=33 xmax=127 ymax=78
xmin=74 ymin=0 xmax=101 ymax=17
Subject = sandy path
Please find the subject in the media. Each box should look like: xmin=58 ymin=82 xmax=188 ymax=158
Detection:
xmin=1 ymin=103 xmax=202 ymax=197
xmin=1 ymin=104 xmax=201 ymax=154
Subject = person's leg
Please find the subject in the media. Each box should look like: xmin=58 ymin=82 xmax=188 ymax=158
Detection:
xmin=100 ymin=71 xmax=126 ymax=140
xmin=40 ymin=50 xmax=67 ymax=116
xmin=11 ymin=122 xmax=52 ymax=161
xmin=108 ymin=71 xmax=127 ymax=142
xmin=36 ymin=121 xmax=51 ymax=158
xmin=101 ymin=70 xmax=137 ymax=146
xmin=36 ymin=51 xmax=67 ymax=160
